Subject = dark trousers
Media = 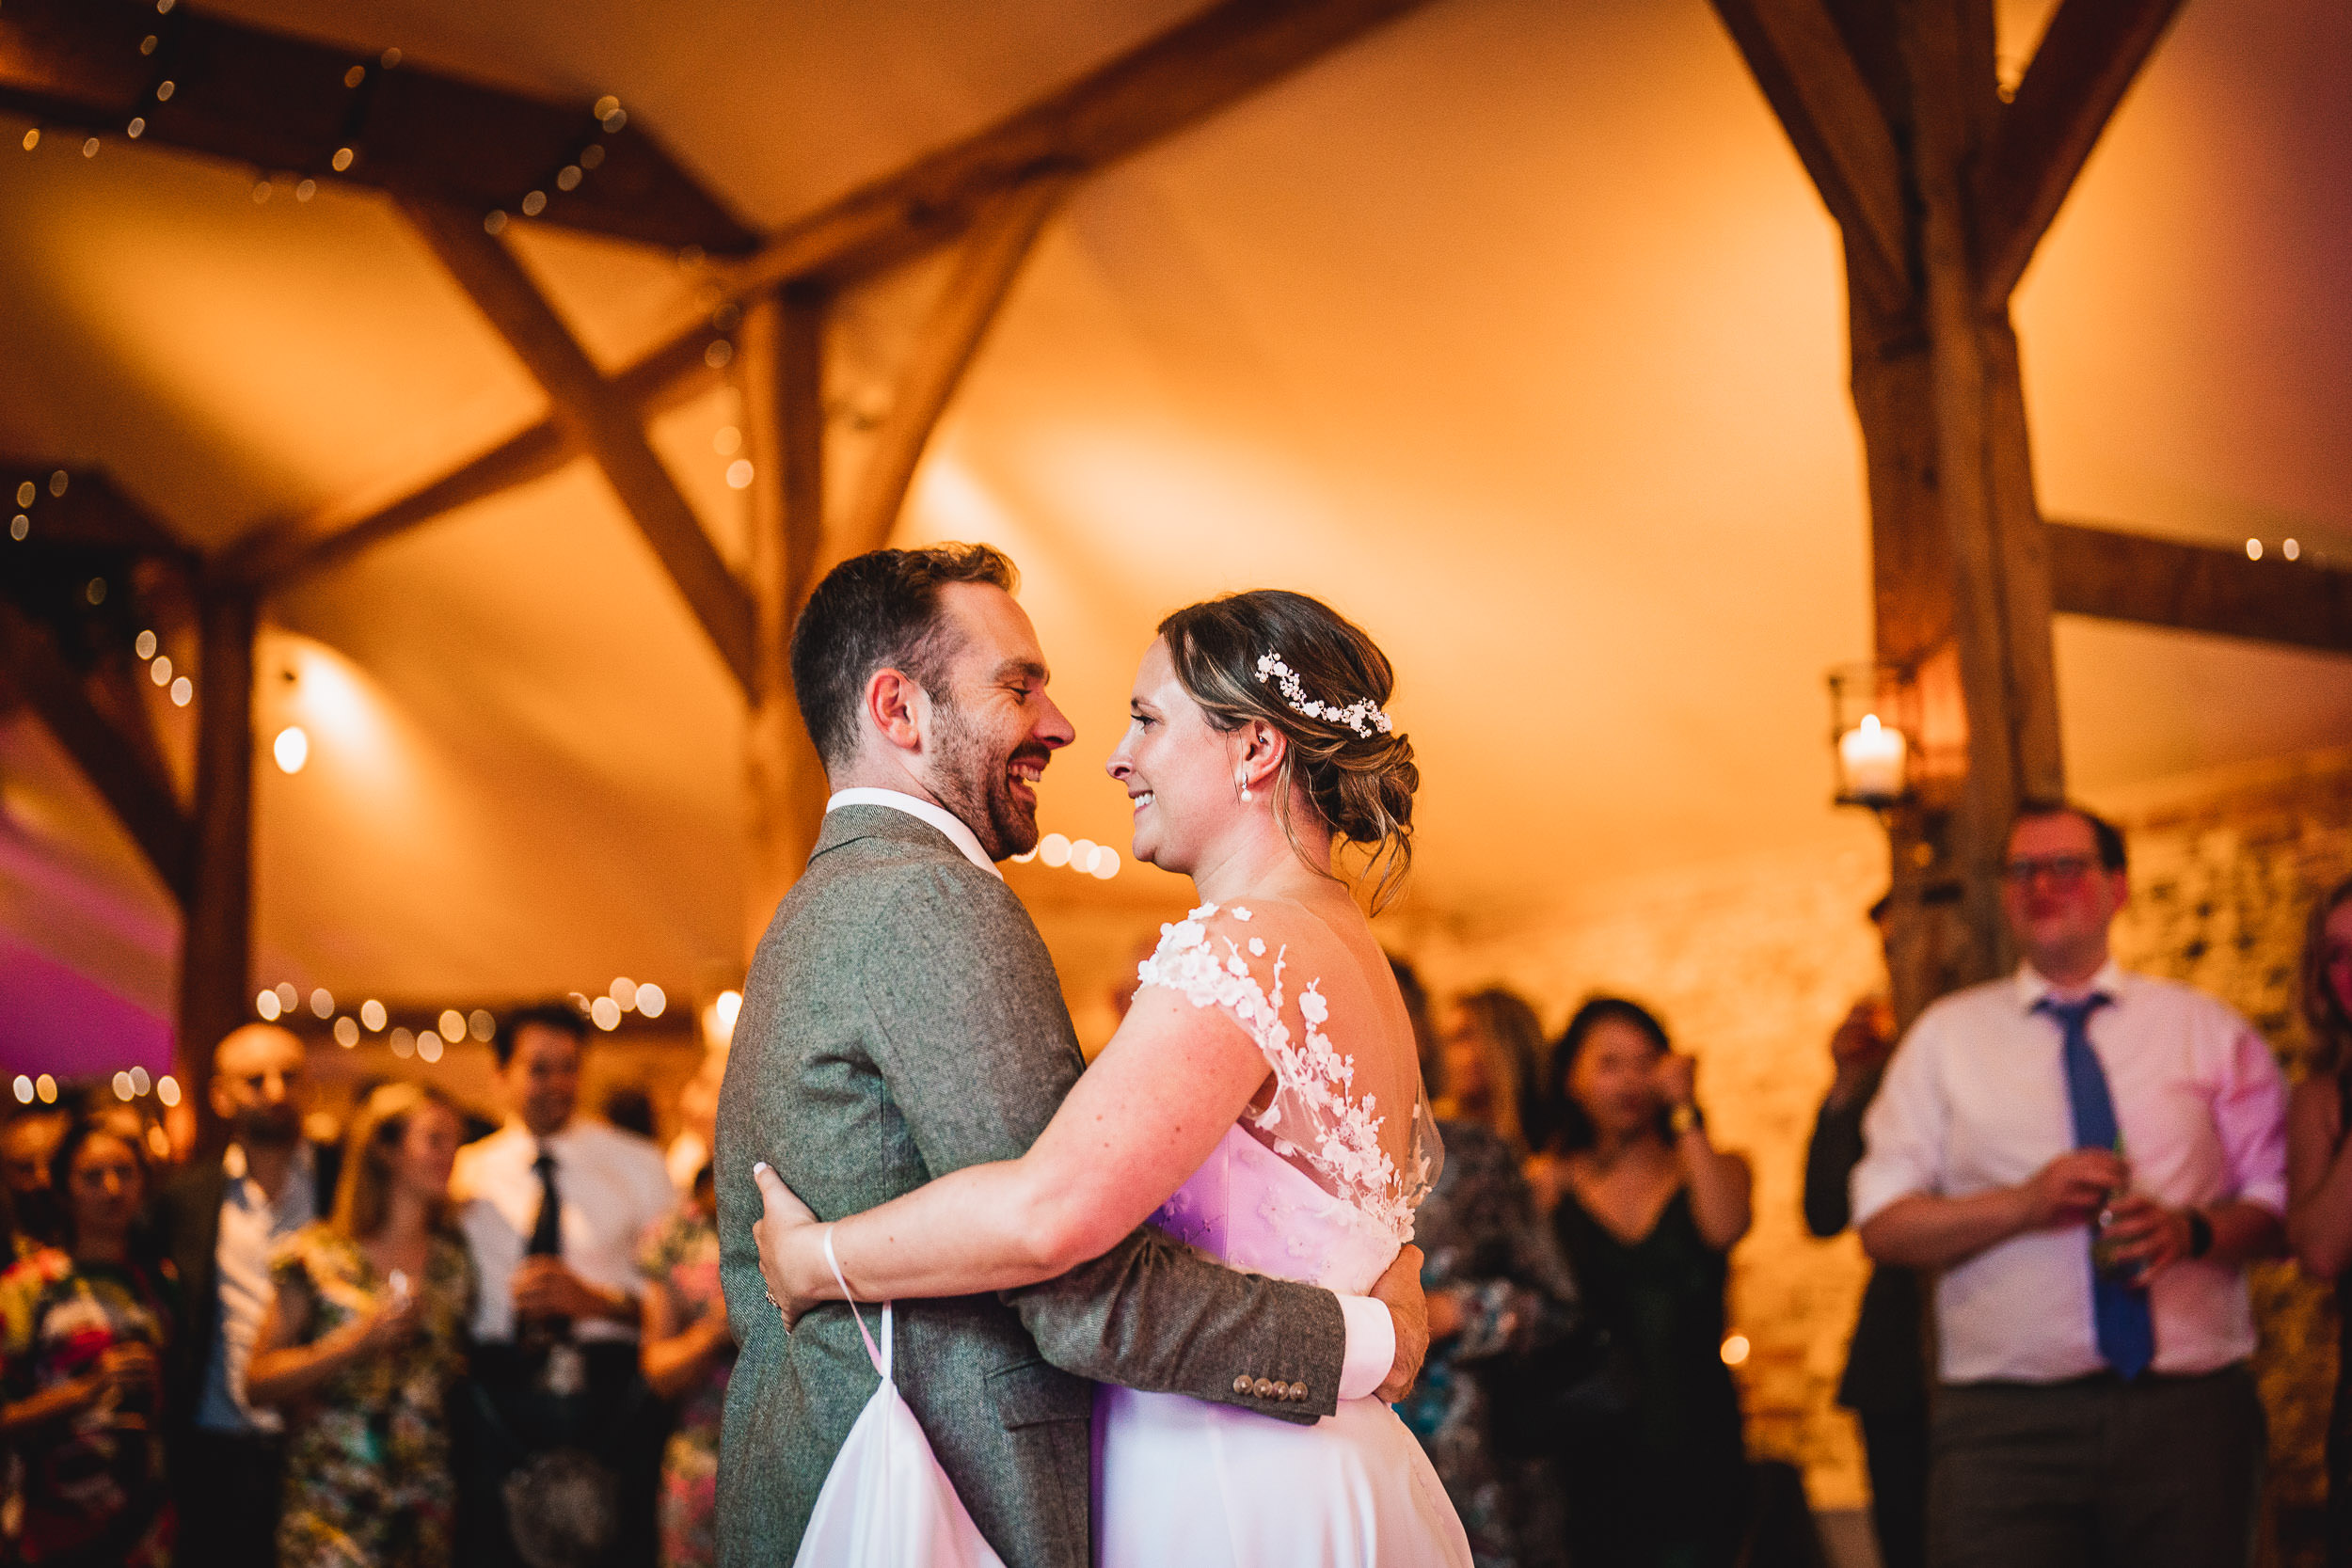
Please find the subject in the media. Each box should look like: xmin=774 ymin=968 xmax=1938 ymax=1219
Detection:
xmin=170 ymin=1428 xmax=286 ymax=1568
xmin=1860 ymin=1404 xmax=1929 ymax=1568
xmin=453 ymin=1342 xmax=669 ymax=1568
xmin=1928 ymin=1367 xmax=2264 ymax=1568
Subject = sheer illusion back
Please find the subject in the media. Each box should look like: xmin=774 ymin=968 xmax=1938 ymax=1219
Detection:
xmin=1131 ymin=899 xmax=1440 ymax=1292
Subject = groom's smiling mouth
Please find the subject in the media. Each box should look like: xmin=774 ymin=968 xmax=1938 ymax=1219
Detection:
xmin=1009 ymin=754 xmax=1045 ymax=807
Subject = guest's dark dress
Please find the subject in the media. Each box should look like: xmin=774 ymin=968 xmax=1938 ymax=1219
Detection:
xmin=1553 ymin=1186 xmax=1747 ymax=1568
xmin=1398 ymin=1122 xmax=1581 ymax=1568
xmin=1805 ymin=1075 xmax=1927 ymax=1568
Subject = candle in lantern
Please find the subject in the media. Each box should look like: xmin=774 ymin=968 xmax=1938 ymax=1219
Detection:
xmin=1838 ymin=714 xmax=1907 ymax=801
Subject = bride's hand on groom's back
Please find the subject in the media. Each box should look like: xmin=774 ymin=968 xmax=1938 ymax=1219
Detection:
xmin=752 ymin=1161 xmax=821 ymax=1329
xmin=1371 ymin=1243 xmax=1428 ymax=1403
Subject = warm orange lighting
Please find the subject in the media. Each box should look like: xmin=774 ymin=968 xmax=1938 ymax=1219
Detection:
xmin=1721 ymin=1333 xmax=1751 ymax=1367
xmin=274 ymin=725 xmax=309 ymax=773
xmin=157 ymin=1075 xmax=181 ymax=1108
xmin=438 ymin=1009 xmax=466 ymax=1043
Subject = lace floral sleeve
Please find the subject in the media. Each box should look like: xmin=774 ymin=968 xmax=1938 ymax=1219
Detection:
xmin=1136 ymin=901 xmax=1438 ymax=1242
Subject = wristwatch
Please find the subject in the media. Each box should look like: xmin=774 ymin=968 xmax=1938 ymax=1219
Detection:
xmin=2186 ymin=1208 xmax=2215 ymax=1260
xmin=1668 ymin=1102 xmax=1705 ymax=1137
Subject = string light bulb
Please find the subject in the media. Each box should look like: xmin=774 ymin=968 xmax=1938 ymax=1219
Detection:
xmin=18 ymin=130 xmax=35 ymax=152
xmin=169 ymin=676 xmax=191 ymax=706
xmin=274 ymin=725 xmax=309 ymax=772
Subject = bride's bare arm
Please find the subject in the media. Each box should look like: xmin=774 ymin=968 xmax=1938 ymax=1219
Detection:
xmin=762 ymin=986 xmax=1270 ymax=1313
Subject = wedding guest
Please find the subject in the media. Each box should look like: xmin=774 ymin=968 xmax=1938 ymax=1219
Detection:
xmin=638 ymin=1163 xmax=734 ymax=1568
xmin=2286 ymin=875 xmax=2352 ymax=1562
xmin=1 ymin=1106 xmax=67 ymax=1255
xmin=452 ymin=1002 xmax=675 ymax=1568
xmin=1438 ymin=987 xmax=1547 ymax=1154
xmin=154 ymin=1022 xmax=343 ymax=1568
xmin=1540 ymin=996 xmax=1752 ymax=1568
xmin=1804 ymin=900 xmax=1927 ymax=1568
xmin=0 ymin=1111 xmax=177 ymax=1566
xmin=1402 ymin=982 xmax=1581 ymax=1568
xmin=247 ymin=1082 xmax=475 ymax=1568
xmin=1855 ymin=801 xmax=2287 ymax=1568
xmin=664 ymin=1048 xmax=726 ymax=1197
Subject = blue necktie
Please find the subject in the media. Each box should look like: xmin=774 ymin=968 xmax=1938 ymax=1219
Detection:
xmin=2036 ymin=993 xmax=2153 ymax=1380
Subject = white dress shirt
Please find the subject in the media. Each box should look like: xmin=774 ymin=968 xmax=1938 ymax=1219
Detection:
xmin=453 ymin=1118 xmax=676 ymax=1344
xmin=823 ymin=784 xmax=1395 ymax=1398
xmin=1852 ymin=960 xmax=2288 ymax=1384
xmin=827 ymin=787 xmax=1001 ymax=879
xmin=193 ymin=1142 xmax=318 ymax=1433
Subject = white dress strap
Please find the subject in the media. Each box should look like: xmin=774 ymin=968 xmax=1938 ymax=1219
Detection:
xmin=824 ymin=1224 xmax=891 ymax=1381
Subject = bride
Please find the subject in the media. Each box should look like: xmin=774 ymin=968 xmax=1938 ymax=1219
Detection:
xmin=752 ymin=589 xmax=1472 ymax=1566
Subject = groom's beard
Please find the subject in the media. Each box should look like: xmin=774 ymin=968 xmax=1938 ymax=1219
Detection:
xmin=928 ymin=699 xmax=1048 ymax=862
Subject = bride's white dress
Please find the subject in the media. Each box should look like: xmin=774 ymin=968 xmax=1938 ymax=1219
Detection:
xmin=1092 ymin=903 xmax=1473 ymax=1568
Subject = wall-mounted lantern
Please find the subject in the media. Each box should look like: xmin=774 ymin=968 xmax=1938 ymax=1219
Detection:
xmin=1828 ymin=663 xmax=1918 ymax=809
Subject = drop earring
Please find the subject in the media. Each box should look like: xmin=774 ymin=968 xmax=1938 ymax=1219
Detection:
xmin=1237 ymin=772 xmax=1252 ymax=801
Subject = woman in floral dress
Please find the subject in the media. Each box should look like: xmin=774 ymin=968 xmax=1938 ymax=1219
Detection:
xmin=0 ymin=1112 xmax=176 ymax=1567
xmin=247 ymin=1083 xmax=473 ymax=1568
xmin=638 ymin=1163 xmax=734 ymax=1567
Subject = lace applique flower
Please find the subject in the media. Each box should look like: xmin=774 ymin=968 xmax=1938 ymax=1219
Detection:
xmin=1136 ymin=902 xmax=1422 ymax=1240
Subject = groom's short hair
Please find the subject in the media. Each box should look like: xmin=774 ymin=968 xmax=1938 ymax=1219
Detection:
xmin=791 ymin=544 xmax=1019 ymax=768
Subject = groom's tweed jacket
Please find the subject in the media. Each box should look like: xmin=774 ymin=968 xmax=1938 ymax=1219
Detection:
xmin=714 ymin=805 xmax=1350 ymax=1568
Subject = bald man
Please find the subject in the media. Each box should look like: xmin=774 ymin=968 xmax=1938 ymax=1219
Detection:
xmin=156 ymin=1022 xmax=345 ymax=1568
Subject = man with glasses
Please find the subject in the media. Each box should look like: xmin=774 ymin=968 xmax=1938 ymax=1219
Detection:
xmin=157 ymin=1022 xmax=344 ymax=1568
xmin=1851 ymin=801 xmax=2286 ymax=1568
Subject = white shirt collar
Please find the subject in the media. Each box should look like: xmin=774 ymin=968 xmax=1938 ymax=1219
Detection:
xmin=2013 ymin=958 xmax=2130 ymax=1010
xmin=826 ymin=787 xmax=1002 ymax=879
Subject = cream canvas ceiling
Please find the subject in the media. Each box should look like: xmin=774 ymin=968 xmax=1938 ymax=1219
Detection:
xmin=3 ymin=0 xmax=2349 ymax=1042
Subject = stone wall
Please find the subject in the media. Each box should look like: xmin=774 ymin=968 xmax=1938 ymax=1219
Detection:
xmin=1032 ymin=746 xmax=2352 ymax=1531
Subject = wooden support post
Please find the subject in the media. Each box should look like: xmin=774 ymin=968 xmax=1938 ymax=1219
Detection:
xmin=736 ymin=287 xmax=831 ymax=955
xmin=1719 ymin=0 xmax=2148 ymax=1023
xmin=1880 ymin=0 xmax=2064 ymax=1001
xmin=177 ymin=586 xmax=256 ymax=1146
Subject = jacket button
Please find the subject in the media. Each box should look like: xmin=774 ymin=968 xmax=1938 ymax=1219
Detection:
xmin=1290 ymin=1383 xmax=1308 ymax=1401
xmin=1233 ymin=1375 xmax=1253 ymax=1395
xmin=1253 ymin=1378 xmax=1275 ymax=1399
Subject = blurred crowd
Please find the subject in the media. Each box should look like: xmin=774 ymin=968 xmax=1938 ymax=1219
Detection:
xmin=4 ymin=797 xmax=2347 ymax=1568
xmin=0 ymin=1006 xmax=732 ymax=1568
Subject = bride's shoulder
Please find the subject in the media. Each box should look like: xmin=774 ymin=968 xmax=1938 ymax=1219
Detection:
xmin=1136 ymin=897 xmax=1326 ymax=1008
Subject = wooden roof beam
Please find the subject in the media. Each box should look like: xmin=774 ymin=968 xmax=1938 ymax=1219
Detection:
xmin=0 ymin=603 xmax=193 ymax=902
xmin=839 ymin=173 xmax=1075 ymax=561
xmin=732 ymin=0 xmax=1435 ymax=293
xmin=0 ymin=0 xmax=751 ymax=252
xmin=1974 ymin=0 xmax=2185 ymax=310
xmin=223 ymin=0 xmax=1431 ymax=591
xmin=1709 ymin=0 xmax=1913 ymax=314
xmin=399 ymin=197 xmax=756 ymax=695
xmin=2047 ymin=519 xmax=2352 ymax=656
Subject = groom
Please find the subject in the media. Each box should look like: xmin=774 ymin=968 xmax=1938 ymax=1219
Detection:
xmin=714 ymin=544 xmax=1427 ymax=1567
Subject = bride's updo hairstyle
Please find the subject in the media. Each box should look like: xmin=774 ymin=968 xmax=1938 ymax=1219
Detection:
xmin=1157 ymin=590 xmax=1418 ymax=912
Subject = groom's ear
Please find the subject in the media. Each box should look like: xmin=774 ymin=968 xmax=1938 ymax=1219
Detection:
xmin=865 ymin=667 xmax=930 ymax=754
